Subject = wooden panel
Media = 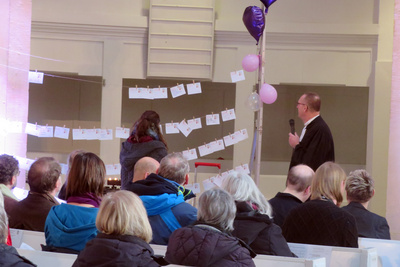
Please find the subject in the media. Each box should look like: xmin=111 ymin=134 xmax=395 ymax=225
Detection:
xmin=148 ymin=0 xmax=215 ymax=80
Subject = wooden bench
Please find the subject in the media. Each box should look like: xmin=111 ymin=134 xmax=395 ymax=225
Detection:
xmin=17 ymin=248 xmax=77 ymax=267
xmin=359 ymin=237 xmax=400 ymax=267
xmin=288 ymin=242 xmax=378 ymax=267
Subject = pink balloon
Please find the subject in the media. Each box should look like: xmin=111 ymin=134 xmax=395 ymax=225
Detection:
xmin=259 ymin=83 xmax=277 ymax=104
xmin=242 ymin=54 xmax=259 ymax=72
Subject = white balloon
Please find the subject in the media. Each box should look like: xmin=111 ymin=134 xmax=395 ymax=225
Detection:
xmin=246 ymin=92 xmax=261 ymax=111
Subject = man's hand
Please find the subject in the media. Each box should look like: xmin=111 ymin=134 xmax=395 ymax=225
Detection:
xmin=288 ymin=132 xmax=300 ymax=148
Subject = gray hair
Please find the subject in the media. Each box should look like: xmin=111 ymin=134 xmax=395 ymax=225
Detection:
xmin=287 ymin=164 xmax=314 ymax=192
xmin=0 ymin=191 xmax=7 ymax=243
xmin=346 ymin=169 xmax=374 ymax=203
xmin=158 ymin=153 xmax=189 ymax=184
xmin=198 ymin=188 xmax=236 ymax=232
xmin=222 ymin=171 xmax=272 ymax=217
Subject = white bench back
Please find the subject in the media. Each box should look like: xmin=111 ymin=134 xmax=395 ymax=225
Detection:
xmin=359 ymin=237 xmax=400 ymax=267
xmin=288 ymin=242 xmax=378 ymax=267
xmin=17 ymin=248 xmax=77 ymax=267
xmin=152 ymin=244 xmax=326 ymax=267
xmin=10 ymin=228 xmax=46 ymax=250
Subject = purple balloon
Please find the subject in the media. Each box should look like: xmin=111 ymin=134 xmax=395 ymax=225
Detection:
xmin=242 ymin=6 xmax=265 ymax=44
xmin=260 ymin=0 xmax=277 ymax=13
xmin=259 ymin=83 xmax=277 ymax=104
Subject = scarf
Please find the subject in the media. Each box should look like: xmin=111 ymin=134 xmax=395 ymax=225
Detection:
xmin=67 ymin=192 xmax=101 ymax=208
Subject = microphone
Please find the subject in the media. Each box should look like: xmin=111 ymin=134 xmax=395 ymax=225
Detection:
xmin=289 ymin=119 xmax=295 ymax=134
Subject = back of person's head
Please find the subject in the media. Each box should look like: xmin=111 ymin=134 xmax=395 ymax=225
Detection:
xmin=286 ymin=164 xmax=314 ymax=192
xmin=303 ymin=92 xmax=321 ymax=112
xmin=222 ymin=171 xmax=272 ymax=216
xmin=133 ymin=157 xmax=159 ymax=182
xmin=311 ymin=162 xmax=346 ymax=205
xmin=96 ymin=190 xmax=152 ymax=243
xmin=0 ymin=154 xmax=19 ymax=185
xmin=28 ymin=157 xmax=61 ymax=194
xmin=158 ymin=153 xmax=189 ymax=185
xmin=131 ymin=110 xmax=168 ymax=149
xmin=67 ymin=149 xmax=86 ymax=169
xmin=0 ymin=191 xmax=7 ymax=244
xmin=198 ymin=188 xmax=236 ymax=232
xmin=66 ymin=152 xmax=105 ymax=199
xmin=346 ymin=169 xmax=374 ymax=203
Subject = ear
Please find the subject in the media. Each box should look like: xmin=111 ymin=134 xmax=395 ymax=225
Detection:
xmin=304 ymin=186 xmax=311 ymax=195
xmin=11 ymin=175 xmax=17 ymax=186
xmin=183 ymin=174 xmax=189 ymax=186
xmin=372 ymin=189 xmax=375 ymax=197
xmin=56 ymin=177 xmax=62 ymax=190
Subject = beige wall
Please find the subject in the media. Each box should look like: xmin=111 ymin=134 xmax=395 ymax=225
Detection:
xmin=26 ymin=0 xmax=394 ymax=222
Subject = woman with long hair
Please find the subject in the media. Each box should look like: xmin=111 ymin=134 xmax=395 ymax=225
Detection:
xmin=222 ymin=171 xmax=294 ymax=256
xmin=44 ymin=152 xmax=105 ymax=253
xmin=120 ymin=110 xmax=168 ymax=190
xmin=72 ymin=190 xmax=160 ymax=267
xmin=282 ymin=162 xmax=358 ymax=247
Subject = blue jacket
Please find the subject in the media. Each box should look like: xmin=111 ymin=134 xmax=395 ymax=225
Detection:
xmin=127 ymin=173 xmax=197 ymax=245
xmin=45 ymin=204 xmax=99 ymax=252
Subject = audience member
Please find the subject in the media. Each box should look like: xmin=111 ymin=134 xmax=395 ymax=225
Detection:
xmin=72 ymin=190 xmax=160 ymax=267
xmin=120 ymin=110 xmax=168 ymax=190
xmin=282 ymin=162 xmax=358 ymax=247
xmin=288 ymin=92 xmax=335 ymax=171
xmin=58 ymin=149 xmax=85 ymax=200
xmin=342 ymin=169 xmax=390 ymax=239
xmin=44 ymin=152 xmax=105 ymax=253
xmin=0 ymin=154 xmax=19 ymax=214
xmin=165 ymin=188 xmax=256 ymax=267
xmin=222 ymin=171 xmax=294 ymax=256
xmin=130 ymin=157 xmax=160 ymax=185
xmin=0 ymin=191 xmax=36 ymax=266
xmin=269 ymin=164 xmax=314 ymax=227
xmin=127 ymin=152 xmax=196 ymax=245
xmin=9 ymin=157 xmax=61 ymax=232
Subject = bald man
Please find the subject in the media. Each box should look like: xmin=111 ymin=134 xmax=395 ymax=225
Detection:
xmin=269 ymin=164 xmax=314 ymax=227
xmin=132 ymin=157 xmax=160 ymax=183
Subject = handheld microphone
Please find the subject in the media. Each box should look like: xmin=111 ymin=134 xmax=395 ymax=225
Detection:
xmin=289 ymin=119 xmax=295 ymax=134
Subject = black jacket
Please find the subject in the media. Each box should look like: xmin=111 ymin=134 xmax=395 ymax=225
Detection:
xmin=342 ymin=202 xmax=390 ymax=239
xmin=282 ymin=199 xmax=358 ymax=248
xmin=165 ymin=224 xmax=256 ymax=267
xmin=72 ymin=233 xmax=160 ymax=267
xmin=0 ymin=243 xmax=36 ymax=267
xmin=119 ymin=139 xmax=167 ymax=189
xmin=232 ymin=201 xmax=295 ymax=257
xmin=269 ymin=192 xmax=303 ymax=228
xmin=289 ymin=116 xmax=335 ymax=171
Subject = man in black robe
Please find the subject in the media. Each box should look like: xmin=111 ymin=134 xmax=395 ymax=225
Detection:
xmin=288 ymin=92 xmax=334 ymax=171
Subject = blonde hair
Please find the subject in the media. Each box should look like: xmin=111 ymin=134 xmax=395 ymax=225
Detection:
xmin=346 ymin=169 xmax=374 ymax=203
xmin=311 ymin=162 xmax=346 ymax=206
xmin=96 ymin=191 xmax=152 ymax=243
xmin=222 ymin=171 xmax=272 ymax=216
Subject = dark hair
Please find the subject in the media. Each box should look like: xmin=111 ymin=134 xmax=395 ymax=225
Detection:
xmin=28 ymin=157 xmax=61 ymax=194
xmin=131 ymin=110 xmax=168 ymax=149
xmin=303 ymin=92 xmax=321 ymax=112
xmin=0 ymin=154 xmax=19 ymax=185
xmin=66 ymin=152 xmax=105 ymax=198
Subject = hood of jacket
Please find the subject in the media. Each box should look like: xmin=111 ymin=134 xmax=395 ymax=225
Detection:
xmin=45 ymin=204 xmax=99 ymax=251
xmin=165 ymin=225 xmax=255 ymax=267
xmin=127 ymin=173 xmax=196 ymax=201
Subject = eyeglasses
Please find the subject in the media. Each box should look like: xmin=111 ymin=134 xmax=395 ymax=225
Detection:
xmin=297 ymin=102 xmax=307 ymax=106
